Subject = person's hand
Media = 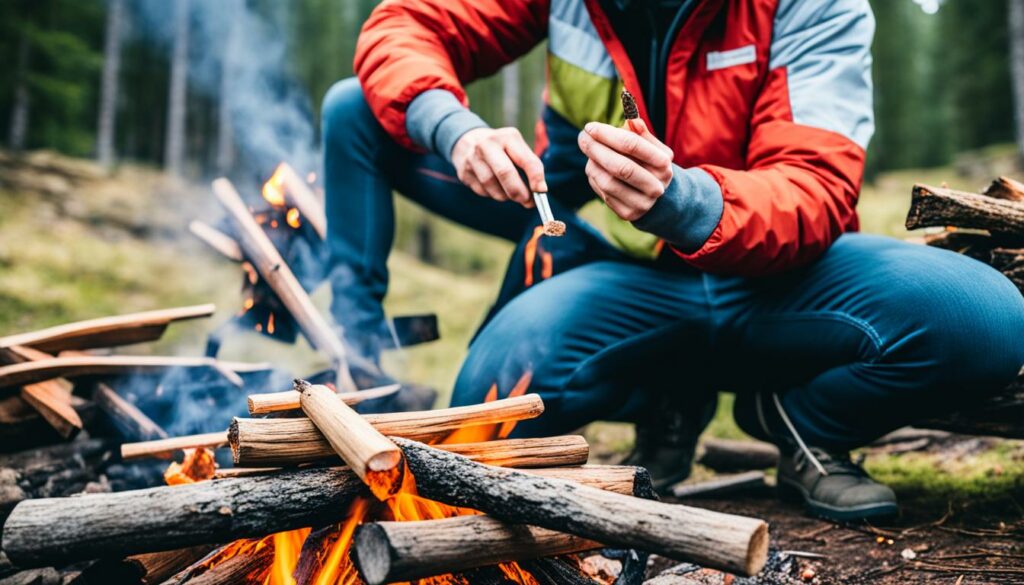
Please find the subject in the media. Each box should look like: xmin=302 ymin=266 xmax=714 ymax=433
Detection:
xmin=578 ymin=120 xmax=674 ymax=221
xmin=451 ymin=127 xmax=547 ymax=206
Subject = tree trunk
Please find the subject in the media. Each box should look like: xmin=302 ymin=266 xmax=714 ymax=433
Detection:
xmin=502 ymin=62 xmax=521 ymax=128
xmin=215 ymin=0 xmax=238 ymax=174
xmin=1011 ymin=0 xmax=1024 ymax=163
xmin=164 ymin=0 xmax=190 ymax=175
xmin=96 ymin=0 xmax=124 ymax=169
xmin=8 ymin=34 xmax=31 ymax=151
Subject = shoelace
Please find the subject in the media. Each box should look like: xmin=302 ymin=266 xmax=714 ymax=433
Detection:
xmin=793 ymin=448 xmax=868 ymax=477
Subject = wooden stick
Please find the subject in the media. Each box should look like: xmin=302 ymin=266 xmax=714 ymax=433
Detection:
xmin=297 ymin=380 xmax=402 ymax=498
xmin=189 ymin=220 xmax=243 ymax=262
xmin=247 ymin=382 xmax=400 ymax=415
xmin=212 ymin=178 xmax=356 ymax=391
xmin=906 ymin=183 xmax=1024 ymax=234
xmin=0 ymin=355 xmax=269 ymax=391
xmin=355 ymin=516 xmax=601 ymax=585
xmin=121 ymin=431 xmax=228 ymax=460
xmin=166 ymin=540 xmax=275 ymax=585
xmin=392 ymin=437 xmax=769 ymax=576
xmin=77 ymin=545 xmax=217 ymax=585
xmin=229 ymin=394 xmax=544 ymax=466
xmin=670 ymin=471 xmax=768 ymax=499
xmin=697 ymin=438 xmax=779 ymax=472
xmin=0 ymin=305 xmax=215 ymax=355
xmin=1 ymin=459 xmax=621 ymax=566
xmin=274 ymin=162 xmax=326 ymax=240
xmin=983 ymin=176 xmax=1024 ymax=202
xmin=20 ymin=381 xmax=81 ymax=440
xmin=94 ymin=383 xmax=168 ymax=442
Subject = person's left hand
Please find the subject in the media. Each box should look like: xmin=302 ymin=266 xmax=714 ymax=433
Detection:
xmin=578 ymin=120 xmax=674 ymax=221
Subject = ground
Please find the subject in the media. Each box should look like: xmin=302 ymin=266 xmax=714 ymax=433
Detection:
xmin=0 ymin=148 xmax=1022 ymax=583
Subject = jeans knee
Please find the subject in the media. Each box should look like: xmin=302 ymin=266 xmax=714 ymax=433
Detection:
xmin=321 ymin=77 xmax=373 ymax=146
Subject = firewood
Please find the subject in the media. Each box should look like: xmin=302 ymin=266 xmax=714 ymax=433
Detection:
xmin=696 ymin=439 xmax=779 ymax=472
xmin=247 ymin=382 xmax=400 ymax=414
xmin=297 ymin=380 xmax=402 ymax=498
xmin=164 ymin=540 xmax=275 ymax=585
xmin=272 ymin=162 xmax=326 ymax=240
xmin=229 ymin=394 xmax=544 ymax=466
xmin=75 ymin=546 xmax=216 ymax=585
xmin=0 ymin=455 xmax=627 ymax=565
xmin=212 ymin=178 xmax=357 ymax=391
xmin=983 ymin=176 xmax=1024 ymax=202
xmin=0 ymin=355 xmax=269 ymax=391
xmin=121 ymin=432 xmax=228 ymax=461
xmin=670 ymin=471 xmax=767 ymax=499
xmin=0 ymin=305 xmax=214 ymax=356
xmin=93 ymin=383 xmax=168 ymax=442
xmin=19 ymin=381 xmax=80 ymax=440
xmin=990 ymin=247 xmax=1024 ymax=272
xmin=521 ymin=557 xmax=602 ymax=585
xmin=0 ymin=395 xmax=94 ymax=453
xmin=392 ymin=438 xmax=769 ymax=576
xmin=188 ymin=221 xmax=243 ymax=262
xmin=906 ymin=184 xmax=1024 ymax=234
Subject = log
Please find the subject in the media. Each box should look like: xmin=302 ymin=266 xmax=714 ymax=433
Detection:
xmin=990 ymin=247 xmax=1024 ymax=272
xmin=94 ymin=383 xmax=168 ymax=442
xmin=906 ymin=183 xmax=1024 ymax=234
xmin=19 ymin=381 xmax=80 ymax=440
xmin=521 ymin=558 xmax=602 ymax=585
xmin=297 ymin=380 xmax=403 ymax=498
xmin=392 ymin=438 xmax=769 ymax=576
xmin=247 ymin=382 xmax=400 ymax=415
xmin=272 ymin=162 xmax=326 ymax=240
xmin=188 ymin=221 xmax=243 ymax=262
xmin=1 ymin=457 xmax=622 ymax=566
xmin=165 ymin=540 xmax=274 ymax=585
xmin=696 ymin=439 xmax=779 ymax=472
xmin=121 ymin=432 xmax=228 ymax=461
xmin=670 ymin=471 xmax=767 ymax=499
xmin=229 ymin=394 xmax=544 ymax=466
xmin=919 ymin=372 xmax=1024 ymax=438
xmin=983 ymin=176 xmax=1024 ymax=202
xmin=0 ymin=395 xmax=95 ymax=453
xmin=0 ymin=305 xmax=214 ymax=355
xmin=0 ymin=356 xmax=270 ymax=391
xmin=354 ymin=515 xmax=602 ymax=584
xmin=212 ymin=178 xmax=356 ymax=391
xmin=75 ymin=546 xmax=216 ymax=585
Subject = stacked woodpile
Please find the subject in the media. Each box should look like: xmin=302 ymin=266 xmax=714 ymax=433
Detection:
xmin=906 ymin=176 xmax=1024 ymax=437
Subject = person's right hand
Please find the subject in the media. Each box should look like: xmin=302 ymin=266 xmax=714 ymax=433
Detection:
xmin=450 ymin=127 xmax=547 ymax=206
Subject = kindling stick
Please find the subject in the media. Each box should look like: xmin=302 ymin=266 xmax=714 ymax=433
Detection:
xmin=247 ymin=382 xmax=400 ymax=414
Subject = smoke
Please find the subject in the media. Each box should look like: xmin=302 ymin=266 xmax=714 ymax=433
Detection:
xmin=133 ymin=0 xmax=319 ymax=175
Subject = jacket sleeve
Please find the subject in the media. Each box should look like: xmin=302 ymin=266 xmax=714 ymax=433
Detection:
xmin=354 ymin=0 xmax=549 ymax=151
xmin=667 ymin=0 xmax=875 ymax=275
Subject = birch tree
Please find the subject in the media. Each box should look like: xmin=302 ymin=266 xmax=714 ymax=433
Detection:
xmin=96 ymin=0 xmax=124 ymax=168
xmin=164 ymin=0 xmax=190 ymax=175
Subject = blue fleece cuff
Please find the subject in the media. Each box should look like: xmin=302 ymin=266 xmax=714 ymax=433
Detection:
xmin=405 ymin=89 xmax=490 ymax=163
xmin=632 ymin=165 xmax=724 ymax=254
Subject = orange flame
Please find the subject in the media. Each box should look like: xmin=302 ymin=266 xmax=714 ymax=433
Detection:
xmin=441 ymin=371 xmax=533 ymax=446
xmin=287 ymin=207 xmax=302 ymax=229
xmin=266 ymin=528 xmax=311 ymax=585
xmin=523 ymin=226 xmax=554 ymax=287
xmin=163 ymin=448 xmax=216 ymax=485
xmin=267 ymin=313 xmax=276 ymax=335
xmin=263 ymin=164 xmax=288 ymax=207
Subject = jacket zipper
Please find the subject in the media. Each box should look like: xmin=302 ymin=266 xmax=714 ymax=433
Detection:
xmin=645 ymin=0 xmax=696 ymax=137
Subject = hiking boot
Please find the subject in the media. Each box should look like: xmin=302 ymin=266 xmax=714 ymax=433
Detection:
xmin=622 ymin=394 xmax=717 ymax=494
xmin=778 ymin=446 xmax=898 ymax=522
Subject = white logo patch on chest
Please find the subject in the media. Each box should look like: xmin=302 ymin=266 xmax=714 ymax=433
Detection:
xmin=706 ymin=44 xmax=757 ymax=71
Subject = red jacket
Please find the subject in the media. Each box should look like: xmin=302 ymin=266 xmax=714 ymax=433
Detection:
xmin=355 ymin=0 xmax=875 ymax=275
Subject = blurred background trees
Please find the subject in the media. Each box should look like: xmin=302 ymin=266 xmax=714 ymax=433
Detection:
xmin=0 ymin=0 xmax=1020 ymax=178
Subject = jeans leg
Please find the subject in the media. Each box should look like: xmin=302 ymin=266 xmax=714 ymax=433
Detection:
xmin=451 ymin=261 xmax=712 ymax=436
xmin=723 ymin=234 xmax=1024 ymax=450
xmin=322 ymin=78 xmax=534 ymax=357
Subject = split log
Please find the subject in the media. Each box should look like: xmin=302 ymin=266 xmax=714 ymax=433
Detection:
xmin=297 ymin=380 xmax=402 ymax=498
xmin=0 ymin=305 xmax=214 ymax=356
xmin=121 ymin=432 xmax=228 ymax=461
xmin=4 ymin=346 xmax=83 ymax=439
xmin=271 ymin=162 xmax=326 ymax=240
xmin=229 ymin=394 xmax=544 ymax=466
xmin=983 ymin=176 xmax=1024 ymax=202
xmin=906 ymin=184 xmax=1024 ymax=235
xmin=75 ymin=546 xmax=216 ymax=585
xmin=520 ymin=558 xmax=602 ymax=585
xmin=188 ymin=221 xmax=242 ymax=262
xmin=392 ymin=438 xmax=769 ymax=576
xmin=212 ymin=178 xmax=356 ymax=391
xmin=0 ymin=356 xmax=269 ymax=391
xmin=247 ymin=383 xmax=400 ymax=415
xmin=0 ymin=395 xmax=94 ymax=453
xmin=164 ymin=540 xmax=274 ymax=585
xmin=93 ymin=383 xmax=168 ymax=442
xmin=1 ymin=455 xmax=622 ymax=566
xmin=696 ymin=439 xmax=779 ymax=472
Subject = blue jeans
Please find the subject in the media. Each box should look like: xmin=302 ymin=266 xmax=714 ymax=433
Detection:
xmin=323 ymin=78 xmax=1024 ymax=450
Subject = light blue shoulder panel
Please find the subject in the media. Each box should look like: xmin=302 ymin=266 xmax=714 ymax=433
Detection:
xmin=549 ymin=0 xmax=617 ymax=79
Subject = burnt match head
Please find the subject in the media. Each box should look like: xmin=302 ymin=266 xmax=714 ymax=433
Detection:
xmin=621 ymin=89 xmax=639 ymax=120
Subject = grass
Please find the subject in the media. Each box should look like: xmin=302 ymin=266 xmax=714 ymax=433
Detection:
xmin=2 ymin=147 xmax=1022 ymax=496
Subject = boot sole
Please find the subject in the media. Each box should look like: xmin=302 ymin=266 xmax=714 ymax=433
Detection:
xmin=778 ymin=477 xmax=898 ymax=522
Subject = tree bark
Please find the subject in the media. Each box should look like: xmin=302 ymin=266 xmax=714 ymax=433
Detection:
xmin=164 ymin=0 xmax=190 ymax=175
xmin=96 ymin=0 xmax=124 ymax=168
xmin=165 ymin=540 xmax=274 ymax=585
xmin=983 ymin=176 xmax=1024 ymax=202
xmin=392 ymin=438 xmax=769 ymax=576
xmin=906 ymin=184 xmax=1024 ymax=235
xmin=1011 ymin=0 xmax=1024 ymax=163
xmin=228 ymin=394 xmax=544 ymax=466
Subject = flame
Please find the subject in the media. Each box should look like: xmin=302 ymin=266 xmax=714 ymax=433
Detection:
xmin=163 ymin=448 xmax=216 ymax=485
xmin=268 ymin=313 xmax=276 ymax=335
xmin=263 ymin=165 xmax=288 ymax=207
xmin=441 ymin=372 xmax=533 ymax=446
xmin=265 ymin=528 xmax=311 ymax=585
xmin=523 ymin=226 xmax=554 ymax=287
xmin=287 ymin=207 xmax=302 ymax=229
xmin=242 ymin=262 xmax=259 ymax=285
